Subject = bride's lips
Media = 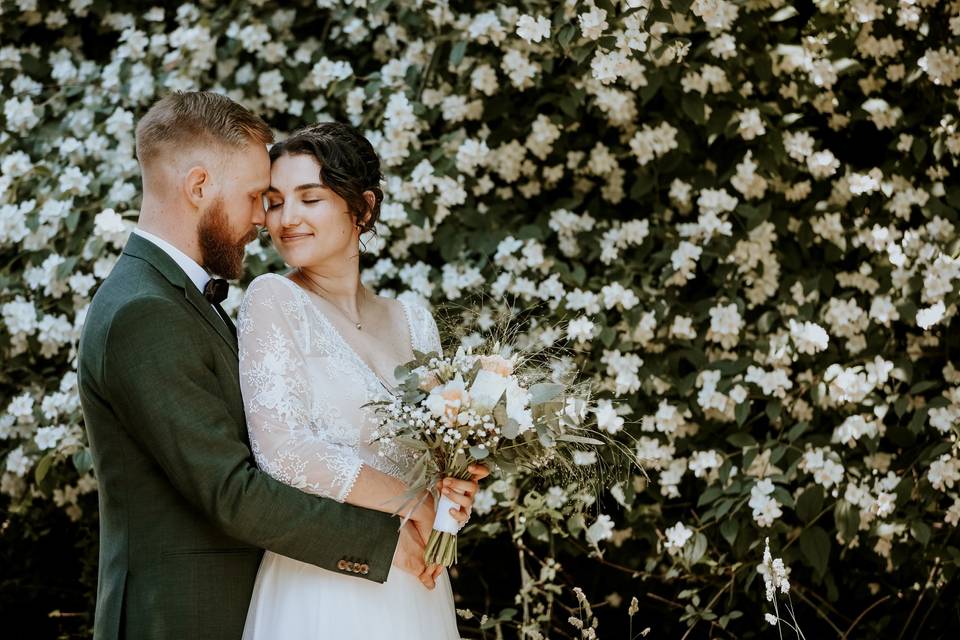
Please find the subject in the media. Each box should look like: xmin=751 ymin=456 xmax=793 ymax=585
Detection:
xmin=280 ymin=233 xmax=313 ymax=243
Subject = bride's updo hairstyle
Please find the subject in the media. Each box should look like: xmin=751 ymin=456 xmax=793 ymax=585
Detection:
xmin=268 ymin=122 xmax=384 ymax=233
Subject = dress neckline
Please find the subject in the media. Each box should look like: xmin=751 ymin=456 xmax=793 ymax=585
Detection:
xmin=271 ymin=274 xmax=416 ymax=394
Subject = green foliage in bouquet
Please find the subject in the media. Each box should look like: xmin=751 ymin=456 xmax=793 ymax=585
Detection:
xmin=370 ymin=343 xmax=635 ymax=567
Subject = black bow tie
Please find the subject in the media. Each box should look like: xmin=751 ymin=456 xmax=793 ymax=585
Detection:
xmin=203 ymin=278 xmax=229 ymax=304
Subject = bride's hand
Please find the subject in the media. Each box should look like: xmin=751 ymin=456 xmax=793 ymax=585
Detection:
xmin=392 ymin=520 xmax=437 ymax=590
xmin=436 ymin=463 xmax=491 ymax=527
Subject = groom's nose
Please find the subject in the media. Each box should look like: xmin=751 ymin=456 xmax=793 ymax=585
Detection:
xmin=251 ymin=201 xmax=266 ymax=226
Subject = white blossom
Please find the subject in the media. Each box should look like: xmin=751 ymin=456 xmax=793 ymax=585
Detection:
xmin=516 ymin=15 xmax=550 ymax=43
xmin=664 ymin=521 xmax=693 ymax=553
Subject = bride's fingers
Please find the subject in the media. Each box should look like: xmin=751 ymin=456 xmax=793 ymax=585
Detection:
xmin=467 ymin=463 xmax=490 ymax=480
xmin=441 ymin=488 xmax=473 ymax=509
xmin=442 ymin=478 xmax=478 ymax=498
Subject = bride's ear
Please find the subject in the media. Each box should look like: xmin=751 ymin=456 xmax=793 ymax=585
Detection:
xmin=358 ymin=190 xmax=377 ymax=230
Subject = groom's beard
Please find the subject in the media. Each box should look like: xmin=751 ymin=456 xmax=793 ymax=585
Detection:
xmin=198 ymin=197 xmax=256 ymax=280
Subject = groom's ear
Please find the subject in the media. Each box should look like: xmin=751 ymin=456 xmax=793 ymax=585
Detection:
xmin=184 ymin=164 xmax=212 ymax=208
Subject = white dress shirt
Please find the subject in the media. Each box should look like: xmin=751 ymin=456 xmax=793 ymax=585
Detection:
xmin=133 ymin=228 xmax=210 ymax=294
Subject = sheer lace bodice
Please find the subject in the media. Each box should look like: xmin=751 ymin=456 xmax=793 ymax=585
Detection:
xmin=237 ymin=273 xmax=442 ymax=503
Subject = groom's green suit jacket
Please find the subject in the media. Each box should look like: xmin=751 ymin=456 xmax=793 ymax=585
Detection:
xmin=78 ymin=233 xmax=400 ymax=640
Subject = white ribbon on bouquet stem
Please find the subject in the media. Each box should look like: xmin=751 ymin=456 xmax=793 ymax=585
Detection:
xmin=432 ymin=494 xmax=463 ymax=535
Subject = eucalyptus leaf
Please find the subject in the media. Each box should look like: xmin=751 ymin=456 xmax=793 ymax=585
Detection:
xmin=469 ymin=445 xmax=489 ymax=460
xmin=528 ymin=383 xmax=565 ymax=405
xmin=555 ymin=434 xmax=604 ymax=445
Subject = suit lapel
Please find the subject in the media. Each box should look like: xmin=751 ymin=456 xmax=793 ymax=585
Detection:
xmin=184 ymin=285 xmax=239 ymax=356
xmin=122 ymin=233 xmax=239 ymax=357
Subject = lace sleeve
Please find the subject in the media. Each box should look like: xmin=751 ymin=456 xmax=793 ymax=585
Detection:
xmin=424 ymin=306 xmax=442 ymax=355
xmin=404 ymin=297 xmax=442 ymax=356
xmin=238 ymin=275 xmax=364 ymax=503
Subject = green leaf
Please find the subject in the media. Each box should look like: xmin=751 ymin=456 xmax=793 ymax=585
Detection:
xmin=449 ymin=41 xmax=467 ymax=67
xmin=697 ymin=486 xmax=722 ymax=507
xmin=719 ymin=516 xmax=738 ymax=546
xmin=909 ymin=380 xmax=940 ymax=394
xmin=569 ymin=44 xmax=592 ymax=63
xmin=557 ymin=24 xmax=576 ymax=48
xmin=557 ymin=94 xmax=580 ymax=118
xmin=502 ymin=417 xmax=520 ymax=439
xmin=908 ymin=408 xmax=928 ymax=434
xmin=765 ymin=399 xmax=781 ymax=421
xmin=66 ymin=209 xmax=81 ymax=232
xmin=834 ymin=500 xmax=859 ymax=541
xmin=599 ymin=326 xmax=616 ymax=347
xmin=55 ymin=256 xmax=79 ymax=281
xmin=726 ymin=431 xmax=755 ymax=447
xmin=799 ymin=526 xmax=831 ymax=578
xmin=681 ymin=93 xmax=705 ymax=124
xmin=497 ymin=607 xmax=518 ymax=621
xmin=72 ymin=448 xmax=93 ymax=475
xmin=735 ymin=400 xmax=750 ymax=426
xmin=715 ymin=498 xmax=735 ymax=520
xmin=469 ymin=445 xmax=489 ymax=460
xmin=567 ymin=513 xmax=586 ymax=536
xmin=35 ymin=454 xmax=54 ymax=484
xmin=911 ymin=521 xmax=931 ymax=546
xmin=912 ymin=137 xmax=928 ymax=163
xmin=555 ymin=434 xmax=604 ymax=445
xmin=534 ymin=422 xmax=556 ymax=447
xmin=528 ymin=382 xmax=564 ymax=405
xmin=685 ymin=532 xmax=708 ymax=564
xmin=795 ymin=485 xmax=824 ymax=524
xmin=527 ymin=518 xmax=549 ymax=542
xmin=786 ymin=421 xmax=809 ymax=442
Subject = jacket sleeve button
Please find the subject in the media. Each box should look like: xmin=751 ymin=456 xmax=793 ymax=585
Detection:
xmin=360 ymin=564 xmax=369 ymax=575
xmin=336 ymin=560 xmax=347 ymax=571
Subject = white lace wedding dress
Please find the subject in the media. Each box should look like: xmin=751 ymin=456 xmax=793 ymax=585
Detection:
xmin=237 ymin=273 xmax=460 ymax=640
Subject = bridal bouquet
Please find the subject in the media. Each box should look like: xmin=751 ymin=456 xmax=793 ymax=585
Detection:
xmin=370 ymin=344 xmax=621 ymax=568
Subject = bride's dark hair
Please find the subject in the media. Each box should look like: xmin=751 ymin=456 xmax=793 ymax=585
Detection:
xmin=268 ymin=122 xmax=384 ymax=234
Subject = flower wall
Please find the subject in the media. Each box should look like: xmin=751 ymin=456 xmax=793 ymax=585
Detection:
xmin=2 ymin=0 xmax=960 ymax=636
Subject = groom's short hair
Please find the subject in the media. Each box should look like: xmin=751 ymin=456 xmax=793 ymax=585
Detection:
xmin=135 ymin=91 xmax=273 ymax=169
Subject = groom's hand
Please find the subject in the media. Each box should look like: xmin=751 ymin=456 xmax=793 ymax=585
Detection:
xmin=393 ymin=521 xmax=436 ymax=590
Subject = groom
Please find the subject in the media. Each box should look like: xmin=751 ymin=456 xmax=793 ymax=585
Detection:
xmin=78 ymin=91 xmax=483 ymax=640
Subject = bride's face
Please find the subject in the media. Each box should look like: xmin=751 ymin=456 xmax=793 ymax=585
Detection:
xmin=265 ymin=153 xmax=359 ymax=268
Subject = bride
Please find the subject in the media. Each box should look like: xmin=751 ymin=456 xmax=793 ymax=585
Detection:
xmin=237 ymin=123 xmax=484 ymax=638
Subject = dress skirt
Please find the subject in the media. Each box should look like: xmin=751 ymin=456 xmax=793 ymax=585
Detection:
xmin=242 ymin=550 xmax=461 ymax=639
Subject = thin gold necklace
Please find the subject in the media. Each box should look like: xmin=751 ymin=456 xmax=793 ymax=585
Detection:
xmin=297 ymin=268 xmax=365 ymax=331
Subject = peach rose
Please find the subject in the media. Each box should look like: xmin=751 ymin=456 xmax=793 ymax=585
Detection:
xmin=419 ymin=371 xmax=441 ymax=392
xmin=479 ymin=354 xmax=513 ymax=377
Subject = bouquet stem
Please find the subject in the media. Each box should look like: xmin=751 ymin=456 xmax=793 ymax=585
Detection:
xmin=425 ymin=529 xmax=458 ymax=567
